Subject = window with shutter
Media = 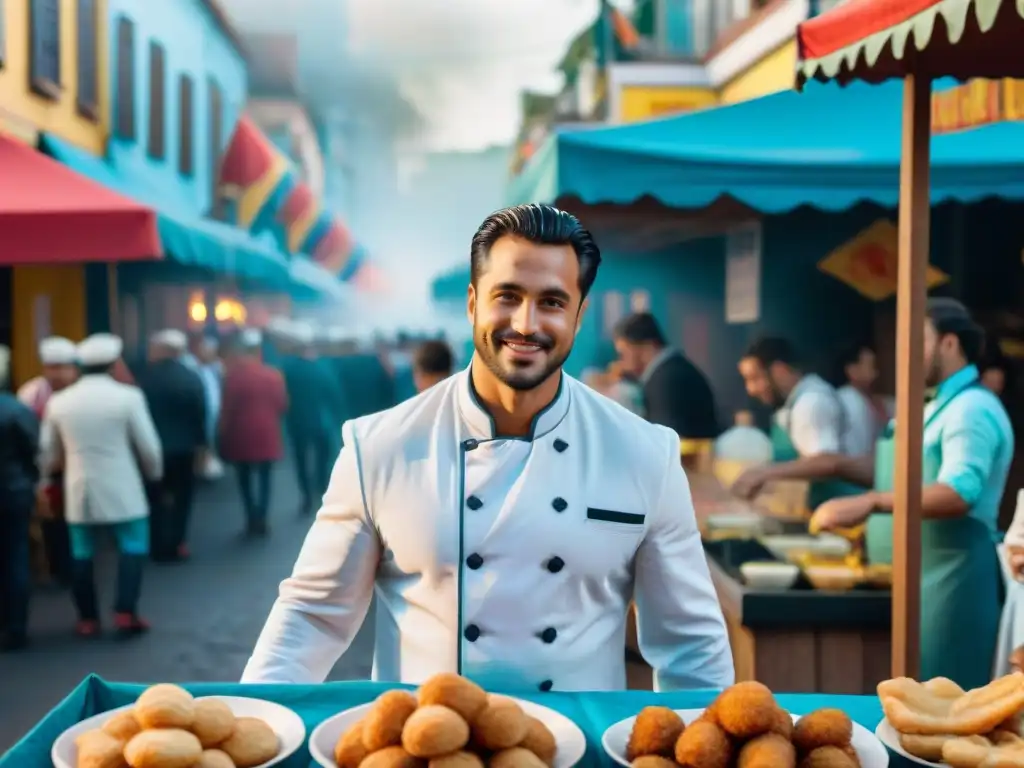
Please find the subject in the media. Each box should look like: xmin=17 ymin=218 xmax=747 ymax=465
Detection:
xmin=76 ymin=0 xmax=98 ymax=119
xmin=29 ymin=0 xmax=61 ymax=100
xmin=208 ymin=78 xmax=224 ymax=218
xmin=115 ymin=16 xmax=135 ymax=140
xmin=178 ymin=74 xmax=194 ymax=176
xmin=147 ymin=42 xmax=166 ymax=160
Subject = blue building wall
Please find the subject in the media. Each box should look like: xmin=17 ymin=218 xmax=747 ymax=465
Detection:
xmin=107 ymin=0 xmax=248 ymax=216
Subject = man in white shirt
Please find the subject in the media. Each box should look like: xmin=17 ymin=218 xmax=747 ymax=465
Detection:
xmin=833 ymin=343 xmax=888 ymax=458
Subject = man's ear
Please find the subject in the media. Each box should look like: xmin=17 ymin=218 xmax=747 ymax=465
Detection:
xmin=467 ymin=283 xmax=476 ymax=325
xmin=575 ymin=297 xmax=589 ymax=337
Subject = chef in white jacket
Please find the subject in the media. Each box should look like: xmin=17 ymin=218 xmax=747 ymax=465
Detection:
xmin=242 ymin=204 xmax=733 ymax=693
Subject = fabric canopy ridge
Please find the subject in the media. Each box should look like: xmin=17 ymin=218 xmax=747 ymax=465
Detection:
xmin=218 ymin=115 xmax=291 ymax=230
xmin=797 ymin=0 xmax=1024 ymax=86
xmin=506 ymin=79 xmax=1024 ymax=213
xmin=0 ymin=136 xmax=161 ymax=265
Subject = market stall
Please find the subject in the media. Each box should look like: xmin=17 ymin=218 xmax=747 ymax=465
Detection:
xmin=796 ymin=0 xmax=1024 ymax=680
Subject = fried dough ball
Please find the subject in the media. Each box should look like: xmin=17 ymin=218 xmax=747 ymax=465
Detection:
xmin=632 ymin=758 xmax=678 ymax=768
xmin=674 ymin=719 xmax=733 ymax=768
xmin=770 ymin=708 xmax=794 ymax=740
xmin=218 ymin=717 xmax=278 ymax=768
xmin=134 ymin=684 xmax=196 ymax=730
xmin=418 ymin=674 xmax=488 ymax=722
xmin=792 ymin=709 xmax=853 ymax=753
xmin=428 ymin=751 xmax=484 ymax=768
xmin=123 ymin=729 xmax=202 ymax=768
xmin=360 ymin=746 xmax=425 ymax=768
xmin=102 ymin=710 xmax=142 ymax=743
xmin=402 ymin=705 xmax=471 ymax=758
xmin=737 ymin=733 xmax=797 ymax=768
xmin=75 ymin=729 xmax=127 ymax=768
xmin=626 ymin=707 xmax=685 ymax=760
xmin=191 ymin=699 xmax=236 ymax=748
xmin=520 ymin=716 xmax=557 ymax=766
xmin=196 ymin=750 xmax=235 ymax=768
xmin=335 ymin=721 xmax=370 ymax=768
xmin=471 ymin=695 xmax=528 ymax=751
xmin=489 ymin=747 xmax=548 ymax=768
xmin=798 ymin=745 xmax=859 ymax=768
xmin=364 ymin=690 xmax=420 ymax=752
xmin=716 ymin=682 xmax=778 ymax=740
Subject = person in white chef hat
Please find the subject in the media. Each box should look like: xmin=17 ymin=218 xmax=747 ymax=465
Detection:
xmin=17 ymin=336 xmax=80 ymax=418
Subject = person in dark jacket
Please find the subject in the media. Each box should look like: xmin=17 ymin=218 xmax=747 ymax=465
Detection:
xmin=613 ymin=312 xmax=720 ymax=440
xmin=138 ymin=330 xmax=207 ymax=562
xmin=0 ymin=344 xmax=41 ymax=651
xmin=280 ymin=326 xmax=344 ymax=515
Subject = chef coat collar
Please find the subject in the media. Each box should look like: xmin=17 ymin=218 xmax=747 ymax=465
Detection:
xmin=457 ymin=365 xmax=570 ymax=441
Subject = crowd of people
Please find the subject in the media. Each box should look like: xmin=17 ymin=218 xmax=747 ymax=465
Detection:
xmin=0 ymin=324 xmax=456 ymax=652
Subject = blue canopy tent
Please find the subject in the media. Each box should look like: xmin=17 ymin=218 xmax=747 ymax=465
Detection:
xmin=507 ymin=80 xmax=1024 ymax=211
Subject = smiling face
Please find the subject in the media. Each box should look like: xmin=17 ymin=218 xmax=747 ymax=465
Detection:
xmin=468 ymin=234 xmax=587 ymax=391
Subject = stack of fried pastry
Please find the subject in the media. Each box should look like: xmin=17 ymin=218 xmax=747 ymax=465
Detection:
xmin=333 ymin=673 xmax=558 ymax=768
xmin=879 ymin=672 xmax=1024 ymax=767
xmin=628 ymin=681 xmax=860 ymax=768
xmin=74 ymin=683 xmax=280 ymax=768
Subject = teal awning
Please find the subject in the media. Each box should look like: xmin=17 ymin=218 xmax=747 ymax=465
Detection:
xmin=289 ymin=256 xmax=354 ymax=303
xmin=40 ymin=135 xmax=291 ymax=288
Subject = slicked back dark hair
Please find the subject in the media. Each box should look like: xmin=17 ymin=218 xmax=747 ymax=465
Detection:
xmin=470 ymin=204 xmax=602 ymax=300
xmin=744 ymin=336 xmax=799 ymax=369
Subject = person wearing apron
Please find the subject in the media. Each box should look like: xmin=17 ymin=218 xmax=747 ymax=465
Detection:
xmin=733 ymin=336 xmax=867 ymax=507
xmin=810 ymin=299 xmax=1014 ymax=690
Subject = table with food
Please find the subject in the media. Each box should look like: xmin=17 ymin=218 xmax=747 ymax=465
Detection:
xmin=12 ymin=669 xmax=1024 ymax=768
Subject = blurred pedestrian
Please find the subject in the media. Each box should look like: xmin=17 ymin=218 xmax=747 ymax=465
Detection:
xmin=412 ymin=339 xmax=454 ymax=393
xmin=41 ymin=334 xmax=162 ymax=639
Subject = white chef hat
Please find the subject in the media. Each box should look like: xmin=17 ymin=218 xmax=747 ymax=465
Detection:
xmin=150 ymin=329 xmax=188 ymax=352
xmin=39 ymin=336 xmax=78 ymax=365
xmin=77 ymin=333 xmax=124 ymax=366
xmin=240 ymin=328 xmax=263 ymax=348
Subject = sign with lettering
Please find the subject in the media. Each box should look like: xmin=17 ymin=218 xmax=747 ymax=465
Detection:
xmin=931 ymin=79 xmax=1024 ymax=134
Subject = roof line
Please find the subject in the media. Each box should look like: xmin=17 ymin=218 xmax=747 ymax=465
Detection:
xmin=197 ymin=0 xmax=247 ymax=61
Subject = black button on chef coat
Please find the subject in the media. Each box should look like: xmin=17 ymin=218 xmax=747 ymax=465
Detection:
xmin=464 ymin=624 xmax=481 ymax=642
xmin=466 ymin=495 xmax=483 ymax=510
xmin=546 ymin=556 xmax=565 ymax=574
xmin=553 ymin=439 xmax=568 ymax=452
xmin=551 ymin=497 xmax=568 ymax=512
xmin=540 ymin=627 xmax=557 ymax=643
xmin=466 ymin=553 xmax=484 ymax=570
xmin=538 ymin=679 xmax=553 ymax=691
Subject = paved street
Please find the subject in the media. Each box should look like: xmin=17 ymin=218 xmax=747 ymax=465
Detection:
xmin=0 ymin=459 xmax=374 ymax=751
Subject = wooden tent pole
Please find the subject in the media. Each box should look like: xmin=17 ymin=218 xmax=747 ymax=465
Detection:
xmin=891 ymin=73 xmax=931 ymax=680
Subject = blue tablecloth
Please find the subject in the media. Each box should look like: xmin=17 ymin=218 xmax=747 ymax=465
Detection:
xmin=2 ymin=675 xmax=909 ymax=767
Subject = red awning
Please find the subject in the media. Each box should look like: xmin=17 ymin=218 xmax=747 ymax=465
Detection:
xmin=0 ymin=135 xmax=161 ymax=265
xmin=797 ymin=0 xmax=1024 ymax=87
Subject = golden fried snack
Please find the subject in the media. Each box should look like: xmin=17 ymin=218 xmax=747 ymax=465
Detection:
xmin=942 ymin=733 xmax=1024 ymax=768
xmin=632 ymin=758 xmax=678 ymax=768
xmin=102 ymin=711 xmax=142 ymax=743
xmin=195 ymin=750 xmax=234 ymax=768
xmin=898 ymin=732 xmax=955 ymax=761
xmin=770 ymin=708 xmax=794 ymax=740
xmin=418 ymin=674 xmax=488 ymax=722
xmin=75 ymin=729 xmax=128 ymax=768
xmin=335 ymin=720 xmax=370 ymax=768
xmin=716 ymin=682 xmax=778 ymax=740
xmin=737 ymin=733 xmax=797 ymax=768
xmin=878 ymin=673 xmax=1024 ymax=736
xmin=798 ymin=746 xmax=858 ymax=768
xmin=626 ymin=707 xmax=684 ymax=760
xmin=471 ymin=695 xmax=528 ymax=751
xmin=364 ymin=690 xmax=420 ymax=752
xmin=428 ymin=751 xmax=484 ymax=768
xmin=674 ymin=719 xmax=732 ymax=768
xmin=123 ymin=729 xmax=202 ymax=768
xmin=191 ymin=699 xmax=236 ymax=748
xmin=792 ymin=709 xmax=853 ymax=753
xmin=520 ymin=716 xmax=557 ymax=766
xmin=402 ymin=705 xmax=471 ymax=758
xmin=133 ymin=685 xmax=196 ymax=730
xmin=489 ymin=746 xmax=547 ymax=768
xmin=360 ymin=745 xmax=425 ymax=768
xmin=218 ymin=717 xmax=278 ymax=768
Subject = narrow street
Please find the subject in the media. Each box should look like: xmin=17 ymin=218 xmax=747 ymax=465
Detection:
xmin=0 ymin=459 xmax=374 ymax=751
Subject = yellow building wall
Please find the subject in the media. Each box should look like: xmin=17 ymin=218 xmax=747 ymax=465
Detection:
xmin=619 ymin=85 xmax=719 ymax=123
xmin=0 ymin=0 xmax=109 ymax=386
xmin=719 ymin=39 xmax=798 ymax=105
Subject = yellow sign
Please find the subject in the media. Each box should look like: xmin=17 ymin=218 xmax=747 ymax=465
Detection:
xmin=618 ymin=85 xmax=717 ymax=123
xmin=931 ymin=79 xmax=1024 ymax=134
xmin=818 ymin=220 xmax=949 ymax=302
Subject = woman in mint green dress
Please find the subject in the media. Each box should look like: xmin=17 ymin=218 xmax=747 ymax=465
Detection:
xmin=811 ymin=299 xmax=1014 ymax=690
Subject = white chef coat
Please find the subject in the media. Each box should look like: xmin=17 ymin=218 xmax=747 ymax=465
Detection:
xmin=837 ymin=384 xmax=882 ymax=458
xmin=242 ymin=367 xmax=733 ymax=693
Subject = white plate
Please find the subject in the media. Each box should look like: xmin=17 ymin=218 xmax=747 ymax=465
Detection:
xmin=602 ymin=708 xmax=889 ymax=767
xmin=309 ymin=696 xmax=586 ymax=768
xmin=874 ymin=718 xmax=942 ymax=766
xmin=51 ymin=695 xmax=305 ymax=768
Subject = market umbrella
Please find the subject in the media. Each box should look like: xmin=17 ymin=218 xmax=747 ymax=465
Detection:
xmin=796 ymin=0 xmax=1024 ymax=679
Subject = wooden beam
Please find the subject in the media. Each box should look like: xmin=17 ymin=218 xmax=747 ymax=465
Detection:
xmin=891 ymin=73 xmax=931 ymax=680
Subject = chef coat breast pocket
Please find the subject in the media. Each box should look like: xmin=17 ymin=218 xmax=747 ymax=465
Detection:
xmin=585 ymin=507 xmax=646 ymax=534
